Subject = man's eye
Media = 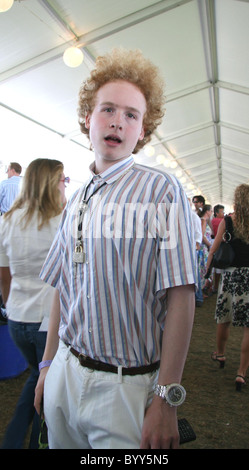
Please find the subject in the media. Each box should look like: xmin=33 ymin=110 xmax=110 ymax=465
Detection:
xmin=127 ymin=112 xmax=136 ymax=119
xmin=104 ymin=107 xmax=113 ymax=113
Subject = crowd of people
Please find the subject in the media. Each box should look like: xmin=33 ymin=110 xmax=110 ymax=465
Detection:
xmin=192 ymin=190 xmax=249 ymax=393
xmin=206 ymin=185 xmax=249 ymax=391
xmin=192 ymin=195 xmax=225 ymax=303
xmin=0 ymin=47 xmax=248 ymax=450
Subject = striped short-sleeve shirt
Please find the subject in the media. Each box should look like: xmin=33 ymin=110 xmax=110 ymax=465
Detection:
xmin=40 ymin=156 xmax=196 ymax=367
xmin=0 ymin=176 xmax=21 ymax=213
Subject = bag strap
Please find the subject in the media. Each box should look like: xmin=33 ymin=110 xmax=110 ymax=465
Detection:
xmin=224 ymin=215 xmax=234 ymax=242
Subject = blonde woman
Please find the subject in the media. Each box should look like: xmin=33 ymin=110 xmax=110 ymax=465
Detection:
xmin=206 ymin=184 xmax=249 ymax=391
xmin=0 ymin=158 xmax=67 ymax=448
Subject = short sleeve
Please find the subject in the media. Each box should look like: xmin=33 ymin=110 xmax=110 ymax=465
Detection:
xmin=155 ymin=183 xmax=196 ymax=292
xmin=39 ymin=188 xmax=82 ymax=287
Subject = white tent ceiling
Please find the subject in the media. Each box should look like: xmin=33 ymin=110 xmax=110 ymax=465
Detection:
xmin=1 ymin=0 xmax=249 ymax=209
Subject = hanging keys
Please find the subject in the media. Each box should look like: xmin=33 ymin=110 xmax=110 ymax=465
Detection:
xmin=73 ymin=199 xmax=88 ymax=264
xmin=73 ymin=243 xmax=86 ymax=264
xmin=81 ymin=202 xmax=88 ymax=213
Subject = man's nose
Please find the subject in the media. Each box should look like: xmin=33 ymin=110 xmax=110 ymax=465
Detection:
xmin=110 ymin=122 xmax=122 ymax=130
xmin=110 ymin=113 xmax=123 ymax=130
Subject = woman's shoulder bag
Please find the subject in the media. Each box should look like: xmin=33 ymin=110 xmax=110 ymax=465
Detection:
xmin=212 ymin=215 xmax=235 ymax=269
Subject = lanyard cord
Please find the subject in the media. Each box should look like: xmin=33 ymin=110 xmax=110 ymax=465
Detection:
xmin=76 ymin=164 xmax=134 ymax=248
xmin=83 ymin=179 xmax=107 ymax=205
xmin=76 ymin=180 xmax=107 ymax=244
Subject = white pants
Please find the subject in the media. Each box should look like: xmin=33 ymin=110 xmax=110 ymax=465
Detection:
xmin=44 ymin=341 xmax=158 ymax=449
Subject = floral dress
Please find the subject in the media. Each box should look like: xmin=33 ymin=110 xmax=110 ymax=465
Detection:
xmin=198 ymin=220 xmax=213 ymax=289
xmin=215 ymin=267 xmax=249 ymax=326
xmin=215 ymin=216 xmax=249 ymax=327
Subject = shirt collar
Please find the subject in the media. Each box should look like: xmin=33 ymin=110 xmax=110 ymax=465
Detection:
xmin=88 ymin=155 xmax=134 ymax=185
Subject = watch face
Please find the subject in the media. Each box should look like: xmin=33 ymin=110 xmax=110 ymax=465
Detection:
xmin=166 ymin=384 xmax=186 ymax=406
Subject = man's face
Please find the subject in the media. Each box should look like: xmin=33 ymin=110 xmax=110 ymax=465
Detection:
xmin=193 ymin=199 xmax=202 ymax=210
xmin=85 ymin=80 xmax=146 ymax=171
xmin=217 ymin=208 xmax=224 ymax=218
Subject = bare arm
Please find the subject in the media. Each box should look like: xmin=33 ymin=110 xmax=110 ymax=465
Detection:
xmin=206 ymin=218 xmax=226 ymax=272
xmin=0 ymin=266 xmax=11 ymax=304
xmin=34 ymin=289 xmax=60 ymax=414
xmin=140 ymin=283 xmax=195 ymax=449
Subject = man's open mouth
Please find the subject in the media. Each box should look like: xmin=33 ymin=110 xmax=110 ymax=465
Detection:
xmin=104 ymin=134 xmax=122 ymax=144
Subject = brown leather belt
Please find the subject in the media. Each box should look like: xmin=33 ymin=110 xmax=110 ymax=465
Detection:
xmin=69 ymin=346 xmax=160 ymax=376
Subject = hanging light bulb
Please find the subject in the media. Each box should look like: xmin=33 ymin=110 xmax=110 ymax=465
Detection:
xmin=176 ymin=169 xmax=182 ymax=178
xmin=163 ymin=158 xmax=171 ymax=168
xmin=144 ymin=145 xmax=155 ymax=157
xmin=156 ymin=154 xmax=166 ymax=165
xmin=63 ymin=47 xmax=84 ymax=68
xmin=0 ymin=0 xmax=14 ymax=12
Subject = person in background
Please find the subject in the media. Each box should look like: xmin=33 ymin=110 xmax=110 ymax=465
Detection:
xmin=189 ymin=198 xmax=203 ymax=307
xmin=206 ymin=184 xmax=249 ymax=391
xmin=0 ymin=162 xmax=23 ymax=320
xmin=192 ymin=195 xmax=205 ymax=216
xmin=0 ymin=162 xmax=22 ymax=215
xmin=212 ymin=204 xmax=224 ymax=237
xmin=0 ymin=158 xmax=67 ymax=449
xmin=198 ymin=204 xmax=213 ymax=296
xmin=211 ymin=204 xmax=225 ymax=292
xmin=35 ymin=48 xmax=196 ymax=450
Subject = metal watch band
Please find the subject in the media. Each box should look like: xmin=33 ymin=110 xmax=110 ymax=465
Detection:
xmin=154 ymin=384 xmax=168 ymax=398
xmin=154 ymin=383 xmax=186 ymax=407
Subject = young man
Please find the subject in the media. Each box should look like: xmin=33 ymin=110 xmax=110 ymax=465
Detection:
xmin=35 ymin=48 xmax=196 ymax=449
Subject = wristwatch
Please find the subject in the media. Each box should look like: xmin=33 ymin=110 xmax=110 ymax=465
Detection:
xmin=154 ymin=383 xmax=186 ymax=407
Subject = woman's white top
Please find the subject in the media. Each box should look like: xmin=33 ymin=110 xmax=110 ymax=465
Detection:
xmin=0 ymin=207 xmax=61 ymax=329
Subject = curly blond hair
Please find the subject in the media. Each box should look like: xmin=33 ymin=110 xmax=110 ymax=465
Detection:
xmin=78 ymin=48 xmax=166 ymax=153
xmin=233 ymin=184 xmax=249 ymax=244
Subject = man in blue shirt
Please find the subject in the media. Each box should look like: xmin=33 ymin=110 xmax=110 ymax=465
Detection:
xmin=0 ymin=161 xmax=22 ymax=322
xmin=0 ymin=162 xmax=22 ymax=214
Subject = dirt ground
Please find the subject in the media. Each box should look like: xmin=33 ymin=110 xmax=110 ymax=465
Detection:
xmin=0 ymin=293 xmax=248 ymax=450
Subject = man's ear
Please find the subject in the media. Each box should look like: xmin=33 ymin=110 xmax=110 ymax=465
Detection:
xmin=85 ymin=114 xmax=91 ymax=129
xmin=138 ymin=126 xmax=145 ymax=141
